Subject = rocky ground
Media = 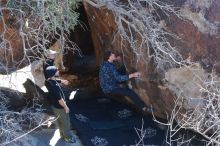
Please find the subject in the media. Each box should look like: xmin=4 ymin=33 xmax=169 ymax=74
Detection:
xmin=29 ymin=128 xmax=83 ymax=146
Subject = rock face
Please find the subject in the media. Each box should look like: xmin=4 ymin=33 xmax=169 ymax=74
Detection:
xmin=1 ymin=0 xmax=220 ymax=118
xmin=164 ymin=63 xmax=207 ymax=109
xmin=83 ymin=0 xmax=220 ymax=118
xmin=0 ymin=9 xmax=24 ymax=72
xmin=165 ymin=0 xmax=220 ymax=69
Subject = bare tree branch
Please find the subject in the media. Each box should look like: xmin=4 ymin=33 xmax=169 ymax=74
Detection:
xmin=0 ymin=0 xmax=81 ymax=145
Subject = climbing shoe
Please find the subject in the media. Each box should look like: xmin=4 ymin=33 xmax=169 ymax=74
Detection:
xmin=142 ymin=107 xmax=155 ymax=113
xmin=64 ymin=137 xmax=76 ymax=143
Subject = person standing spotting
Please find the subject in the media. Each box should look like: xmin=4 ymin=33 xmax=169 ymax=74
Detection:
xmin=43 ymin=50 xmax=69 ymax=85
xmin=99 ymin=50 xmax=147 ymax=111
xmin=44 ymin=66 xmax=75 ymax=143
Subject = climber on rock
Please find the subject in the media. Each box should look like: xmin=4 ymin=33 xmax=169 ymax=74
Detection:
xmin=99 ymin=50 xmax=149 ymax=113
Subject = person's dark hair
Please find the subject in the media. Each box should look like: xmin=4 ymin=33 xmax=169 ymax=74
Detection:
xmin=103 ymin=50 xmax=112 ymax=61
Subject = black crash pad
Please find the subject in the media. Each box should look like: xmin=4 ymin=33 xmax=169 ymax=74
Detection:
xmin=68 ymin=96 xmax=166 ymax=146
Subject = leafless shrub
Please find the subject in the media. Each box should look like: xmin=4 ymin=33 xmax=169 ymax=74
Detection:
xmin=0 ymin=0 xmax=80 ymax=72
xmin=173 ymin=72 xmax=220 ymax=145
xmin=153 ymin=68 xmax=220 ymax=145
xmin=133 ymin=119 xmax=148 ymax=146
xmin=0 ymin=90 xmax=55 ymax=145
xmin=0 ymin=0 xmax=80 ymax=145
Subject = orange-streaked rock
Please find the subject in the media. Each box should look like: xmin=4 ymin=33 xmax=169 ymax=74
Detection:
xmin=83 ymin=0 xmax=220 ymax=118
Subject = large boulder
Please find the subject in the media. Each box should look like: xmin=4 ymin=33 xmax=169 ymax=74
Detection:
xmin=83 ymin=0 xmax=220 ymax=118
xmin=0 ymin=9 xmax=24 ymax=72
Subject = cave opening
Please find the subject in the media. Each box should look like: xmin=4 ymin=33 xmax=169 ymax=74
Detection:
xmin=64 ymin=3 xmax=96 ymax=75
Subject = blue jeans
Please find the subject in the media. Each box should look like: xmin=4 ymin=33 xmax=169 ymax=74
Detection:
xmin=110 ymin=87 xmax=145 ymax=109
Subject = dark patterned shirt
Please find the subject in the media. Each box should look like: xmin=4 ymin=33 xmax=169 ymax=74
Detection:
xmin=99 ymin=61 xmax=129 ymax=93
